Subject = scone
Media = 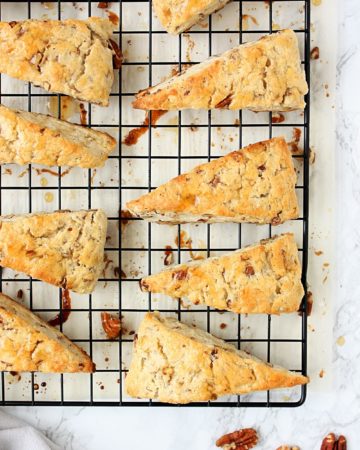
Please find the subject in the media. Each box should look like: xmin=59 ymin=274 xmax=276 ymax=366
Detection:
xmin=0 ymin=18 xmax=118 ymax=106
xmin=0 ymin=209 xmax=107 ymax=294
xmin=126 ymin=137 xmax=299 ymax=225
xmin=153 ymin=0 xmax=232 ymax=34
xmin=133 ymin=30 xmax=308 ymax=111
xmin=0 ymin=292 xmax=94 ymax=373
xmin=140 ymin=234 xmax=304 ymax=314
xmin=125 ymin=312 xmax=308 ymax=404
xmin=0 ymin=104 xmax=116 ymax=168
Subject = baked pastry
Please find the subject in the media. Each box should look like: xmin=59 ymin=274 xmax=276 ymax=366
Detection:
xmin=0 ymin=104 xmax=116 ymax=168
xmin=133 ymin=30 xmax=308 ymax=111
xmin=0 ymin=18 xmax=118 ymax=106
xmin=140 ymin=234 xmax=304 ymax=314
xmin=0 ymin=292 xmax=94 ymax=373
xmin=125 ymin=312 xmax=308 ymax=404
xmin=126 ymin=137 xmax=299 ymax=225
xmin=153 ymin=0 xmax=232 ymax=34
xmin=0 ymin=209 xmax=107 ymax=294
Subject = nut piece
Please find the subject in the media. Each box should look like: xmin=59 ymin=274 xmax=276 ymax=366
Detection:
xmin=216 ymin=428 xmax=258 ymax=450
xmin=101 ymin=312 xmax=121 ymax=339
xmin=337 ymin=435 xmax=347 ymax=450
xmin=320 ymin=433 xmax=347 ymax=450
xmin=276 ymin=447 xmax=300 ymax=450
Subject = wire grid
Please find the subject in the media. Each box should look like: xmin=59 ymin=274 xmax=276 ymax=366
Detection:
xmin=0 ymin=0 xmax=310 ymax=407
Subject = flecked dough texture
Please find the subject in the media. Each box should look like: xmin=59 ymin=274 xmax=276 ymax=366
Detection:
xmin=133 ymin=30 xmax=308 ymax=111
xmin=0 ymin=209 xmax=107 ymax=294
xmin=153 ymin=0 xmax=232 ymax=34
xmin=0 ymin=18 xmax=116 ymax=105
xmin=126 ymin=137 xmax=299 ymax=225
xmin=0 ymin=104 xmax=116 ymax=168
xmin=125 ymin=313 xmax=309 ymax=404
xmin=141 ymin=234 xmax=304 ymax=314
xmin=0 ymin=293 xmax=94 ymax=373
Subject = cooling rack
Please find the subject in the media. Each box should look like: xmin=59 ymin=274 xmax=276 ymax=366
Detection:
xmin=0 ymin=0 xmax=310 ymax=407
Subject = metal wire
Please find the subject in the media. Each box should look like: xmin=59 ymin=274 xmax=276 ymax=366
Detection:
xmin=0 ymin=0 xmax=310 ymax=407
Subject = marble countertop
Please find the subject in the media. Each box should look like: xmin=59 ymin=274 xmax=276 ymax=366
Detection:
xmin=2 ymin=0 xmax=360 ymax=448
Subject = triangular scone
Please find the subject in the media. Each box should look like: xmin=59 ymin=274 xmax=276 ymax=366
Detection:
xmin=0 ymin=18 xmax=116 ymax=106
xmin=0 ymin=105 xmax=116 ymax=168
xmin=126 ymin=313 xmax=308 ymax=404
xmin=0 ymin=293 xmax=94 ymax=373
xmin=0 ymin=209 xmax=107 ymax=294
xmin=133 ymin=30 xmax=308 ymax=111
xmin=126 ymin=137 xmax=299 ymax=225
xmin=141 ymin=234 xmax=304 ymax=314
xmin=153 ymin=0 xmax=232 ymax=34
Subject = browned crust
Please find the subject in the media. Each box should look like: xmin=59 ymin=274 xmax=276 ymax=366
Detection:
xmin=0 ymin=209 xmax=107 ymax=294
xmin=126 ymin=137 xmax=299 ymax=225
xmin=140 ymin=233 xmax=304 ymax=314
xmin=0 ymin=292 xmax=94 ymax=373
xmin=133 ymin=30 xmax=308 ymax=111
xmin=125 ymin=312 xmax=309 ymax=403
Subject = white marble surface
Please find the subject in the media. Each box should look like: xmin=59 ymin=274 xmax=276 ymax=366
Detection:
xmin=2 ymin=0 xmax=360 ymax=448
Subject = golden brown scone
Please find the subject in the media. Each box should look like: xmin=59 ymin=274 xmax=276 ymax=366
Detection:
xmin=126 ymin=312 xmax=309 ymax=404
xmin=0 ymin=18 xmax=117 ymax=106
xmin=126 ymin=137 xmax=299 ymax=225
xmin=0 ymin=104 xmax=116 ymax=168
xmin=141 ymin=234 xmax=304 ymax=314
xmin=133 ymin=30 xmax=308 ymax=111
xmin=0 ymin=209 xmax=107 ymax=294
xmin=0 ymin=292 xmax=94 ymax=373
xmin=153 ymin=0 xmax=232 ymax=34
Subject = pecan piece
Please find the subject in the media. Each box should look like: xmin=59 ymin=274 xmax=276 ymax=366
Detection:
xmin=216 ymin=428 xmax=258 ymax=450
xmin=245 ymin=265 xmax=255 ymax=277
xmin=172 ymin=269 xmax=188 ymax=281
xmin=215 ymin=94 xmax=233 ymax=109
xmin=310 ymin=46 xmax=320 ymax=60
xmin=101 ymin=312 xmax=121 ymax=339
xmin=276 ymin=447 xmax=300 ymax=450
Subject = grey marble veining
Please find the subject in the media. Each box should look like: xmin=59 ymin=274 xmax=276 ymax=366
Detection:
xmin=1 ymin=0 xmax=360 ymax=448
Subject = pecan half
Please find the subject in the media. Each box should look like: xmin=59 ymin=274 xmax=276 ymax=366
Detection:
xmin=216 ymin=428 xmax=258 ymax=450
xmin=320 ymin=433 xmax=347 ymax=450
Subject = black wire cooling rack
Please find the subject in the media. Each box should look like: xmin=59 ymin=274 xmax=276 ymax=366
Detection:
xmin=0 ymin=0 xmax=310 ymax=407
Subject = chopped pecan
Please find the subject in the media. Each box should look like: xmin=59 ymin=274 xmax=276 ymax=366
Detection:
xmin=272 ymin=113 xmax=285 ymax=124
xmin=215 ymin=94 xmax=233 ymax=109
xmin=271 ymin=214 xmax=282 ymax=225
xmin=140 ymin=280 xmax=149 ymax=291
xmin=245 ymin=265 xmax=255 ymax=277
xmin=172 ymin=269 xmax=188 ymax=281
xmin=210 ymin=175 xmax=221 ymax=188
xmin=310 ymin=46 xmax=320 ymax=60
xmin=216 ymin=428 xmax=258 ymax=449
xmin=164 ymin=245 xmax=174 ymax=266
xmin=276 ymin=447 xmax=300 ymax=450
xmin=101 ymin=312 xmax=121 ymax=339
xmin=109 ymin=39 xmax=122 ymax=69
